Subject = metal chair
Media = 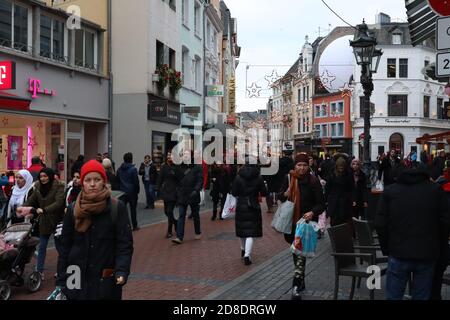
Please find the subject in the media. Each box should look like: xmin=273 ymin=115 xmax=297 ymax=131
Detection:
xmin=328 ymin=223 xmax=387 ymax=300
xmin=353 ymin=218 xmax=387 ymax=264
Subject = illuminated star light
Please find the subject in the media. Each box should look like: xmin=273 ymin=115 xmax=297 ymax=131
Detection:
xmin=2 ymin=117 xmax=9 ymax=126
xmin=264 ymin=70 xmax=281 ymax=87
xmin=247 ymin=82 xmax=262 ymax=98
xmin=37 ymin=122 xmax=43 ymax=131
xmin=340 ymin=82 xmax=354 ymax=98
xmin=319 ymin=70 xmax=337 ymax=91
xmin=39 ymin=152 xmax=46 ymax=162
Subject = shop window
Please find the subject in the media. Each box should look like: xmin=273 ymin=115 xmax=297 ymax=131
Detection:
xmin=0 ymin=114 xmax=66 ymax=181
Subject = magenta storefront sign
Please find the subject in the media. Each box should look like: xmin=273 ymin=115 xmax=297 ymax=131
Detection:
xmin=28 ymin=78 xmax=57 ymax=99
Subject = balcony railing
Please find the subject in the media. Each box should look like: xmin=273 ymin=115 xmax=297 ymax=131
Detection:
xmin=0 ymin=38 xmax=32 ymax=54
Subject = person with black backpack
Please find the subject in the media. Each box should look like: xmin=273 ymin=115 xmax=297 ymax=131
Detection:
xmin=55 ymin=160 xmax=133 ymax=300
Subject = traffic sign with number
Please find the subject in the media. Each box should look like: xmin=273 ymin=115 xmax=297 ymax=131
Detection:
xmin=436 ymin=52 xmax=450 ymax=77
xmin=437 ymin=17 xmax=450 ymax=50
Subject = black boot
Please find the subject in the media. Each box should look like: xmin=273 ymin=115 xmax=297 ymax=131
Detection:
xmin=291 ymin=278 xmax=305 ymax=300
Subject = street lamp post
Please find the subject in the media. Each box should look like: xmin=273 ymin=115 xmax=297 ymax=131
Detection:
xmin=350 ymin=20 xmax=382 ymax=187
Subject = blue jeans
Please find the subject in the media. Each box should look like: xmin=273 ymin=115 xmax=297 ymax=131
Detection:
xmin=386 ymin=257 xmax=436 ymax=300
xmin=143 ymin=181 xmax=155 ymax=208
xmin=37 ymin=234 xmax=50 ymax=273
xmin=176 ymin=203 xmax=200 ymax=241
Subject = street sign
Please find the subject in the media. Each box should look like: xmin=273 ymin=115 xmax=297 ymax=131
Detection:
xmin=429 ymin=0 xmax=450 ymax=16
xmin=206 ymin=85 xmax=224 ymax=97
xmin=437 ymin=17 xmax=450 ymax=50
xmin=436 ymin=52 xmax=450 ymax=77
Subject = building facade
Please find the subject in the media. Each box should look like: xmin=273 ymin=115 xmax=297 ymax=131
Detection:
xmin=352 ymin=15 xmax=450 ymax=160
xmin=0 ymin=0 xmax=108 ymax=181
xmin=312 ymin=92 xmax=353 ymax=156
xmin=112 ymin=0 xmax=182 ymax=175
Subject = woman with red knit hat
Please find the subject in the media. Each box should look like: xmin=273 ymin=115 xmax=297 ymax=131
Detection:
xmin=277 ymin=153 xmax=326 ymax=300
xmin=55 ymin=160 xmax=133 ymax=300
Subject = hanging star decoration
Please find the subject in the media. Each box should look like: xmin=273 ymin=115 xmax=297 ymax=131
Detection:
xmin=39 ymin=152 xmax=46 ymax=162
xmin=264 ymin=70 xmax=281 ymax=87
xmin=247 ymin=82 xmax=262 ymax=98
xmin=28 ymin=136 xmax=38 ymax=150
xmin=319 ymin=70 xmax=337 ymax=91
xmin=37 ymin=121 xmax=43 ymax=131
xmin=339 ymin=82 xmax=354 ymax=98
xmin=2 ymin=117 xmax=9 ymax=127
xmin=316 ymin=76 xmax=326 ymax=91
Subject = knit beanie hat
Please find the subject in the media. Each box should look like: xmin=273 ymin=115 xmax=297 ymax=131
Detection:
xmin=295 ymin=153 xmax=309 ymax=165
xmin=336 ymin=157 xmax=347 ymax=169
xmin=81 ymin=160 xmax=108 ymax=184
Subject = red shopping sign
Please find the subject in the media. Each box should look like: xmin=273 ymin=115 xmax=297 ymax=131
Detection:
xmin=429 ymin=0 xmax=450 ymax=16
xmin=0 ymin=61 xmax=16 ymax=90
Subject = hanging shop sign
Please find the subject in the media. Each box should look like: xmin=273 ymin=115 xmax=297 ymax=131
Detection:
xmin=148 ymin=100 xmax=181 ymax=125
xmin=0 ymin=61 xmax=16 ymax=90
xmin=28 ymin=78 xmax=57 ymax=99
xmin=206 ymin=85 xmax=224 ymax=97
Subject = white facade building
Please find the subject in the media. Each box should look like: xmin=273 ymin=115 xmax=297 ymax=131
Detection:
xmin=352 ymin=16 xmax=450 ymax=160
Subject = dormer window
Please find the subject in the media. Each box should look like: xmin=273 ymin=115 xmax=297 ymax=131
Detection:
xmin=392 ymin=32 xmax=403 ymax=45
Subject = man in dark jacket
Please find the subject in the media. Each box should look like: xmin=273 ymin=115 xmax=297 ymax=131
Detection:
xmin=351 ymin=159 xmax=369 ymax=220
xmin=378 ymin=149 xmax=402 ymax=186
xmin=375 ymin=166 xmax=450 ymax=300
xmin=116 ymin=153 xmax=140 ymax=231
xmin=157 ymin=152 xmax=178 ymax=238
xmin=432 ymin=150 xmax=446 ymax=181
xmin=139 ymin=155 xmax=158 ymax=209
xmin=172 ymin=152 xmax=203 ymax=244
xmin=318 ymin=153 xmax=335 ymax=181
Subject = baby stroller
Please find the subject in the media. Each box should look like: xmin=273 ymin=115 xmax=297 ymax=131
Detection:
xmin=0 ymin=221 xmax=42 ymax=300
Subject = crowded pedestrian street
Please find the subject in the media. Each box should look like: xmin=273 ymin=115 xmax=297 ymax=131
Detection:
xmin=1 ymin=0 xmax=450 ymax=308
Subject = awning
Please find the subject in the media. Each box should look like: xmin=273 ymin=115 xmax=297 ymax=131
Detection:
xmin=405 ymin=0 xmax=438 ymax=47
xmin=416 ymin=130 xmax=450 ymax=144
xmin=0 ymin=92 xmax=31 ymax=111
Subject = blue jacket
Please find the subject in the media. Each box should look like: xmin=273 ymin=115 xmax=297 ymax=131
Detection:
xmin=116 ymin=163 xmax=140 ymax=196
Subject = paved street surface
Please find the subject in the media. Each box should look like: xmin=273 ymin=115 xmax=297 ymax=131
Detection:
xmin=11 ymin=199 xmax=450 ymax=300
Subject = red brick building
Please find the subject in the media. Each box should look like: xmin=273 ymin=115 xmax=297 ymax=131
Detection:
xmin=312 ymin=92 xmax=353 ymax=156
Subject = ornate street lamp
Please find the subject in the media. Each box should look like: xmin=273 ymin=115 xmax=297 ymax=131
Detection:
xmin=350 ymin=20 xmax=383 ymax=186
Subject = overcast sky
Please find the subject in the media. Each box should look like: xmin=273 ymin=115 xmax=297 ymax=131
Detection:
xmin=224 ymin=0 xmax=408 ymax=113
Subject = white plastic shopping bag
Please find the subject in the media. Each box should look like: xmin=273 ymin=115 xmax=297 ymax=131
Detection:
xmin=221 ymin=194 xmax=237 ymax=219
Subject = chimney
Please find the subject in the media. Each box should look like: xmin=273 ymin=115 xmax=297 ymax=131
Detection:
xmin=376 ymin=13 xmax=391 ymax=24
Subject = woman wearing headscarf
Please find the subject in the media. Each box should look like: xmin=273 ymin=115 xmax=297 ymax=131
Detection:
xmin=325 ymin=157 xmax=354 ymax=227
xmin=5 ymin=170 xmax=34 ymax=226
xmin=278 ymin=153 xmax=325 ymax=300
xmin=56 ymin=160 xmax=133 ymax=300
xmin=17 ymin=167 xmax=65 ymax=280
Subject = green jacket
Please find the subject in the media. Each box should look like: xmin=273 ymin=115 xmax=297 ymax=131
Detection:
xmin=24 ymin=180 xmax=65 ymax=236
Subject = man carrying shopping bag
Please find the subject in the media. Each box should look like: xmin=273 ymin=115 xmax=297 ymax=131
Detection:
xmin=277 ymin=153 xmax=325 ymax=300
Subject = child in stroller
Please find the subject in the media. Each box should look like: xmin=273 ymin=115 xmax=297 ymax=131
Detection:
xmin=0 ymin=219 xmax=42 ymax=300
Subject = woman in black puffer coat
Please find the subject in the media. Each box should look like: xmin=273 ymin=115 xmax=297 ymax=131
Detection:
xmin=232 ymin=163 xmax=267 ymax=266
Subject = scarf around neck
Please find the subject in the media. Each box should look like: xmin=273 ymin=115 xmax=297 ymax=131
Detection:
xmin=8 ymin=170 xmax=34 ymax=219
xmin=74 ymin=187 xmax=111 ymax=233
xmin=288 ymin=170 xmax=310 ymax=225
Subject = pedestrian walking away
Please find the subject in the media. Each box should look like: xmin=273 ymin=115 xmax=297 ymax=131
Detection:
xmin=157 ymin=151 xmax=178 ymax=239
xmin=231 ymin=159 xmax=267 ymax=266
xmin=172 ymin=151 xmax=203 ymax=244
xmin=117 ymin=153 xmax=140 ymax=231
xmin=375 ymin=165 xmax=450 ymax=300
xmin=278 ymin=153 xmax=325 ymax=300
xmin=351 ymin=159 xmax=369 ymax=221
xmin=210 ymin=161 xmax=230 ymax=221
xmin=139 ymin=155 xmax=158 ymax=209
xmin=56 ymin=160 xmax=133 ymax=300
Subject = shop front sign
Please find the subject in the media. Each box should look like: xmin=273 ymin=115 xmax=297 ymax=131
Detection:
xmin=148 ymin=100 xmax=181 ymax=125
xmin=0 ymin=61 xmax=16 ymax=90
xmin=28 ymin=78 xmax=57 ymax=99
